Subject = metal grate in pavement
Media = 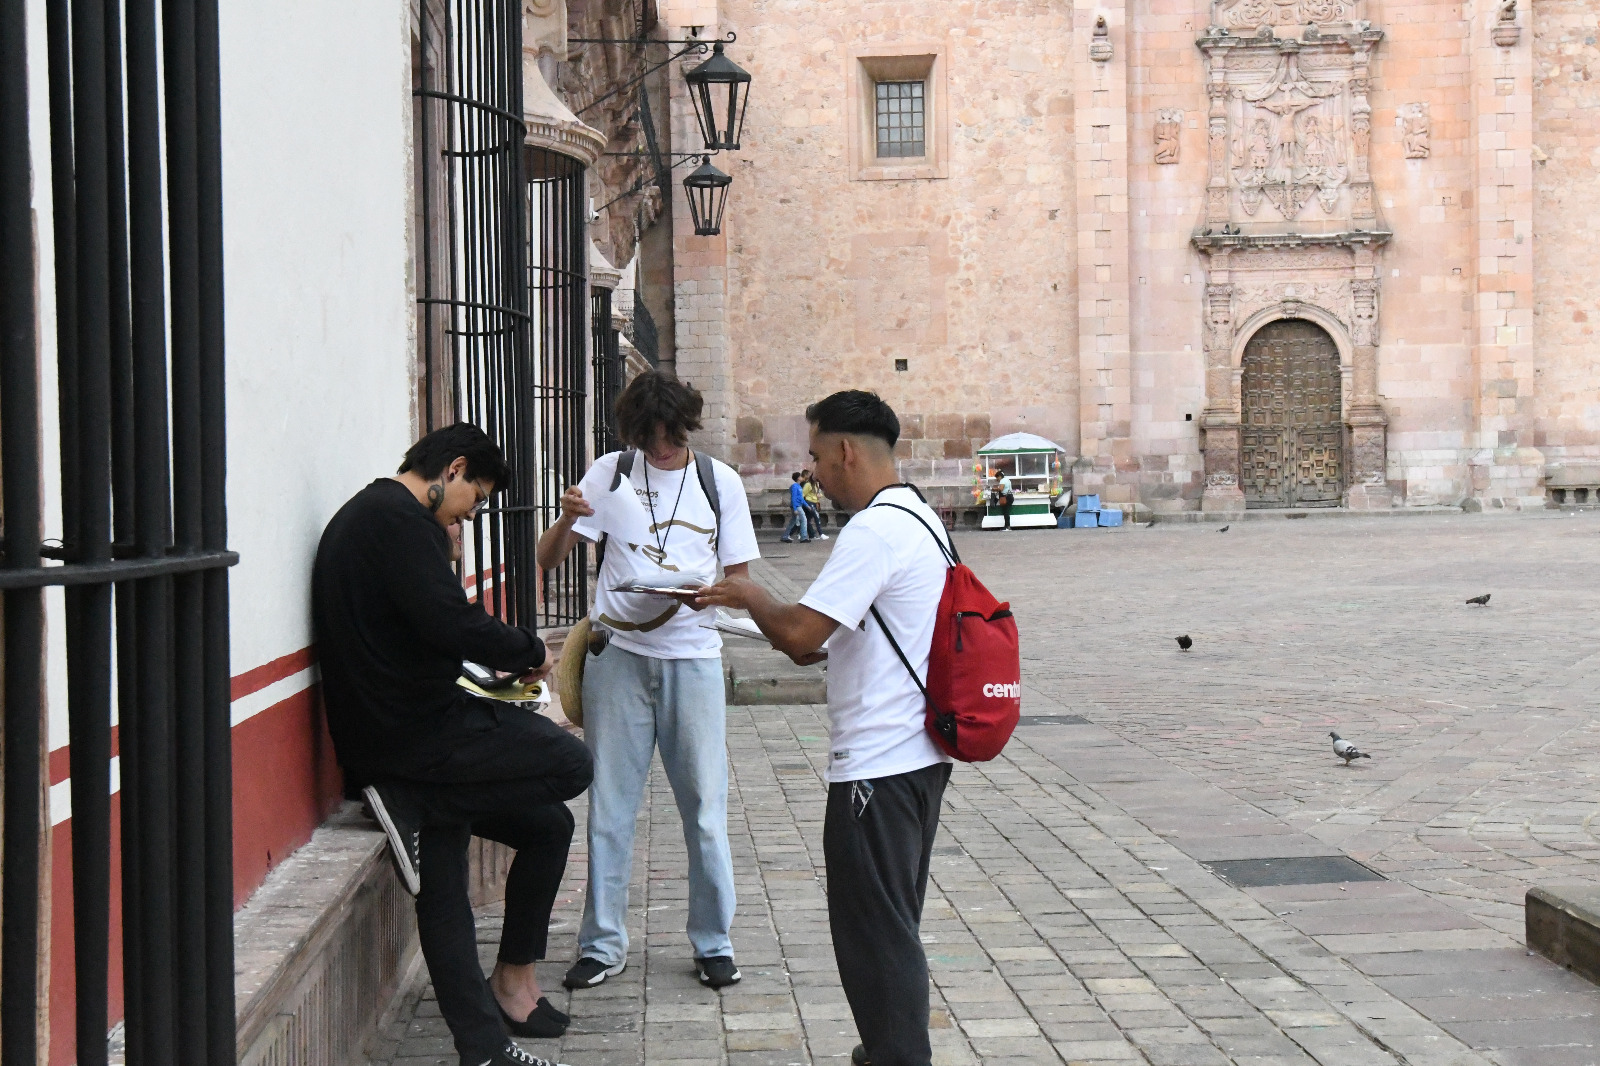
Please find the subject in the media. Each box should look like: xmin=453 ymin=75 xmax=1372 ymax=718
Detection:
xmin=1017 ymin=714 xmax=1090 ymax=726
xmin=1204 ymin=855 xmax=1386 ymax=887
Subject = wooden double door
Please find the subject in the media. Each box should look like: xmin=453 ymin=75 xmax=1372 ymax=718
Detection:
xmin=1240 ymin=319 xmax=1344 ymax=508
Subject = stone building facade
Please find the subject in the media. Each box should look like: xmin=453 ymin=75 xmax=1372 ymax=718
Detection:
xmin=649 ymin=0 xmax=1600 ymax=514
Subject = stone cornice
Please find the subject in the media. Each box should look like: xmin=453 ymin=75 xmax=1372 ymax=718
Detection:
xmin=524 ymin=63 xmax=606 ymax=166
xmin=1191 ymin=229 xmax=1391 ymax=254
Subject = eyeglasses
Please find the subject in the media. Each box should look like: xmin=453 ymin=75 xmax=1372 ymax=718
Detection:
xmin=467 ymin=480 xmax=492 ymax=520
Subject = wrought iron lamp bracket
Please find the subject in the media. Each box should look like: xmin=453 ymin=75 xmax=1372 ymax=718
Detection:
xmin=593 ymin=152 xmax=713 ymax=214
xmin=570 ymin=32 xmax=738 ymax=117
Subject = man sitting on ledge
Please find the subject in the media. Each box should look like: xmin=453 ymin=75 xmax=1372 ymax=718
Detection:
xmin=313 ymin=422 xmax=593 ymax=1066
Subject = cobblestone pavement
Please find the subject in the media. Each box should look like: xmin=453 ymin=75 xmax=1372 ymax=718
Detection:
xmin=371 ymin=512 xmax=1600 ymax=1066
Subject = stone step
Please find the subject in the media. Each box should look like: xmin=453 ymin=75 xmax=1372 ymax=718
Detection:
xmin=1527 ymin=885 xmax=1600 ymax=986
xmin=723 ymin=641 xmax=827 ymax=705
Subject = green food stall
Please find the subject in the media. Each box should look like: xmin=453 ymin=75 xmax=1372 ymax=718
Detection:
xmin=973 ymin=433 xmax=1067 ymax=529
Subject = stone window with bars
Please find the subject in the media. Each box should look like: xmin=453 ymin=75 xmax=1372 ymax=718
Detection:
xmin=875 ymin=80 xmax=926 ymax=158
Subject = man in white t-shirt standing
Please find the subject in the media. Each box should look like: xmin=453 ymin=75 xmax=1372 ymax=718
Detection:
xmin=698 ymin=391 xmax=953 ymax=1066
xmin=535 ymin=371 xmax=759 ymax=992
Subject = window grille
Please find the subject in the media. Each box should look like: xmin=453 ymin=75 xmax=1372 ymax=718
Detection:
xmin=3 ymin=0 xmax=238 ymax=1063
xmin=875 ymin=80 xmax=926 ymax=158
xmin=592 ymin=288 xmax=625 ymax=457
xmin=528 ymin=149 xmax=590 ymax=628
xmin=416 ymin=0 xmax=592 ymax=631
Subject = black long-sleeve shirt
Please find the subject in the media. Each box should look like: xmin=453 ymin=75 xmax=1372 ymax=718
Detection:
xmin=311 ymin=479 xmax=545 ymax=781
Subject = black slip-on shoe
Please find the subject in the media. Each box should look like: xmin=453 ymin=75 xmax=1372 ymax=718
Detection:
xmin=497 ymin=997 xmax=566 ymax=1039
xmin=533 ymin=997 xmax=569 ymax=1026
xmin=694 ymin=955 xmax=741 ymax=988
xmin=562 ymin=955 xmax=624 ymax=989
xmin=472 ymin=1040 xmax=567 ymax=1066
xmin=361 ymin=784 xmax=421 ymax=896
xmin=851 ymin=1045 xmax=871 ymax=1066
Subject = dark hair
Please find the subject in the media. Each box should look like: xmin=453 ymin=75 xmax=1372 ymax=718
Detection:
xmin=791 ymin=472 xmax=802 ymax=481
xmin=805 ymin=390 xmax=900 ymax=449
xmin=613 ymin=370 xmax=704 ymax=449
xmin=397 ymin=422 xmax=510 ymax=489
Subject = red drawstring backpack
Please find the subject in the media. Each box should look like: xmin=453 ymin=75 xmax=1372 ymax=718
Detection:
xmin=868 ymin=496 xmax=1021 ymax=762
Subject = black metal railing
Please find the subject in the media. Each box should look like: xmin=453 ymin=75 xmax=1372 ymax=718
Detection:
xmin=3 ymin=2 xmax=237 ymax=1065
xmin=592 ymin=287 xmax=624 ymax=456
xmin=529 ymin=148 xmax=590 ymax=628
xmin=631 ymin=295 xmax=660 ymax=367
xmin=415 ymin=0 xmax=538 ymax=626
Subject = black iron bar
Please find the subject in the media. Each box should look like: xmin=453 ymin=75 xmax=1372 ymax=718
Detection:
xmin=1 ymin=0 xmax=45 ymax=1058
xmin=127 ymin=0 xmax=179 ymax=1057
xmin=162 ymin=1 xmax=209 ymax=1060
xmin=194 ymin=0 xmax=235 ymax=1051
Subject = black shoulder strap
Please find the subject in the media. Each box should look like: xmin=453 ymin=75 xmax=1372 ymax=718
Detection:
xmin=694 ymin=450 xmax=721 ymax=528
xmin=609 ymin=449 xmax=637 ymax=490
xmin=869 ymin=500 xmax=958 ymax=566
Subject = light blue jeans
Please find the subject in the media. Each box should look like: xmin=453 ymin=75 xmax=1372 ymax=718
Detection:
xmin=577 ymin=644 xmax=736 ymax=965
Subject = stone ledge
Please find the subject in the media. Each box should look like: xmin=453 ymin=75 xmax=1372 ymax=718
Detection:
xmin=1527 ymin=885 xmax=1600 ymax=986
xmin=235 ymin=803 xmax=514 ymax=1066
xmin=235 ymin=803 xmax=415 ymax=1066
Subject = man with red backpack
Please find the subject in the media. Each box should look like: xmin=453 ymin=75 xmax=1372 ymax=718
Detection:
xmin=699 ymin=391 xmax=1018 ymax=1066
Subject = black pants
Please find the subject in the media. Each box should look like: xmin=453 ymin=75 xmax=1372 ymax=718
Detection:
xmin=824 ymin=762 xmax=951 ymax=1066
xmin=386 ymin=700 xmax=593 ymax=1065
xmin=1001 ymin=494 xmax=1013 ymax=528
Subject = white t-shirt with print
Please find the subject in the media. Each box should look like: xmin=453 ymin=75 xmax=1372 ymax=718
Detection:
xmin=798 ymin=485 xmax=954 ymax=783
xmin=571 ymin=451 xmax=760 ymax=659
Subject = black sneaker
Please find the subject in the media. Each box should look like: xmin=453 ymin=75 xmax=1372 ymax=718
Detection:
xmin=851 ymin=1046 xmax=871 ymax=1066
xmin=473 ymin=1040 xmax=567 ymax=1066
xmin=562 ymin=955 xmax=624 ymax=988
xmin=694 ymin=955 xmax=741 ymax=988
xmin=362 ymin=784 xmax=421 ymax=896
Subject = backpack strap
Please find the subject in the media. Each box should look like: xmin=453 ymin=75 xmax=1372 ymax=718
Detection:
xmin=864 ymin=493 xmax=959 ymax=743
xmin=597 ymin=449 xmax=637 ymax=572
xmin=870 ymin=604 xmax=955 ymax=744
xmin=694 ymin=450 xmax=722 ymax=530
xmin=869 ymin=500 xmax=959 ymax=566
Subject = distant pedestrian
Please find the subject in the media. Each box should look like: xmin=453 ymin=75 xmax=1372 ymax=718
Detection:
xmin=697 ymin=390 xmax=953 ymax=1066
xmin=802 ymin=469 xmax=828 ymax=541
xmin=782 ymin=471 xmax=811 ymax=543
xmin=997 ymin=471 xmax=1015 ymax=529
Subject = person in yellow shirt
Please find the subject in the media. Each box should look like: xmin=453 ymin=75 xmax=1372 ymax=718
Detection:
xmin=801 ymin=470 xmax=829 ymax=541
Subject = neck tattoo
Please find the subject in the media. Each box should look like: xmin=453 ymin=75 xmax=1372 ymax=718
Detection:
xmin=426 ymin=480 xmax=445 ymax=512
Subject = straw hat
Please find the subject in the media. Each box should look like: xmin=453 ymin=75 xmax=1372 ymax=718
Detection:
xmin=555 ymin=617 xmax=591 ymax=728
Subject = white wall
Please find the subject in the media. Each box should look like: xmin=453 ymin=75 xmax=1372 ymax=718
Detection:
xmin=219 ymin=0 xmax=418 ymax=676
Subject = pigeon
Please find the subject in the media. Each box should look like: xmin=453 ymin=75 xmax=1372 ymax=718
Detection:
xmin=1218 ymin=525 xmax=1230 ymax=533
xmin=1465 ymin=593 xmax=1490 ymax=606
xmin=1329 ymin=732 xmax=1371 ymax=765
xmin=1176 ymin=635 xmax=1193 ymax=651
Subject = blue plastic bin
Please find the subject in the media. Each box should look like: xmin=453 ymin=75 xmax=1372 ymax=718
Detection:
xmin=1097 ymin=506 xmax=1123 ymax=527
xmin=1073 ymin=510 xmax=1100 ymax=528
xmin=1077 ymin=494 xmax=1102 ymax=512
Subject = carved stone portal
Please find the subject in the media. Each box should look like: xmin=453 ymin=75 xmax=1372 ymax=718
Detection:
xmin=1194 ymin=0 xmax=1392 ymax=511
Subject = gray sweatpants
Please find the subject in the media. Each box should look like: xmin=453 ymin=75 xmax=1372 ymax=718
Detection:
xmin=823 ymin=761 xmax=952 ymax=1066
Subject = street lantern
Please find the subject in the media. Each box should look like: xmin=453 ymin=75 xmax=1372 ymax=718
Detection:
xmin=683 ymin=42 xmax=752 ymax=151
xmin=682 ymin=156 xmax=732 ymax=236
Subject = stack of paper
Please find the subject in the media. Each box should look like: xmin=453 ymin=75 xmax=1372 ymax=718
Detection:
xmin=697 ymin=610 xmax=771 ymax=644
